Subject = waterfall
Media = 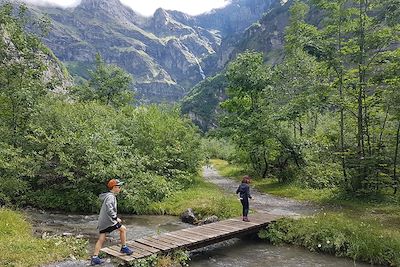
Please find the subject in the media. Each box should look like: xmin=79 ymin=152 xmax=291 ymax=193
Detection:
xmin=194 ymin=57 xmax=206 ymax=80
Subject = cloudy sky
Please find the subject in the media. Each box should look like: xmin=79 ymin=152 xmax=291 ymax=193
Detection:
xmin=22 ymin=0 xmax=231 ymax=16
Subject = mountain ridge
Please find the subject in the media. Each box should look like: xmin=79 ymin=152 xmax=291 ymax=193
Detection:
xmin=10 ymin=0 xmax=276 ymax=103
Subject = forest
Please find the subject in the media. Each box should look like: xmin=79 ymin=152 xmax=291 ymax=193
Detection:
xmin=216 ymin=0 xmax=400 ymax=195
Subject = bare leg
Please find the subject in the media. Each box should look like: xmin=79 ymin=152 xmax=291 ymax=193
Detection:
xmin=119 ymin=225 xmax=127 ymax=246
xmin=93 ymin=233 xmax=106 ymax=256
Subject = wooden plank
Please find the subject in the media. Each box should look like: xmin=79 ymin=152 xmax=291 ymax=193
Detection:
xmin=121 ymin=244 xmax=154 ymax=257
xmin=126 ymin=241 xmax=160 ymax=253
xmin=136 ymin=237 xmax=177 ymax=251
xmin=197 ymin=225 xmax=232 ymax=234
xmin=101 ymin=247 xmax=137 ymax=262
xmin=144 ymin=237 xmax=179 ymax=249
xmin=225 ymin=219 xmax=259 ymax=226
xmin=173 ymin=229 xmax=209 ymax=240
xmin=181 ymin=230 xmax=223 ymax=240
xmin=221 ymin=221 xmax=260 ymax=229
xmin=180 ymin=228 xmax=217 ymax=239
xmin=208 ymin=223 xmax=248 ymax=231
xmin=154 ymin=234 xmax=191 ymax=246
xmin=214 ymin=222 xmax=249 ymax=230
xmin=200 ymin=224 xmax=243 ymax=233
xmin=164 ymin=232 xmax=203 ymax=243
xmin=109 ymin=245 xmax=150 ymax=258
xmin=145 ymin=237 xmax=176 ymax=248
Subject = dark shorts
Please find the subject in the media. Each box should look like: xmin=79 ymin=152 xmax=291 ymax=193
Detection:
xmin=99 ymin=222 xmax=122 ymax=234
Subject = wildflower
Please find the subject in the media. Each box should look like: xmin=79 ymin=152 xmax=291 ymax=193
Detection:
xmin=326 ymin=240 xmax=330 ymax=244
xmin=318 ymin=244 xmax=321 ymax=248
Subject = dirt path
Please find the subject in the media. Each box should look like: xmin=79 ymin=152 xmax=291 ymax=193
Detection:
xmin=203 ymin=166 xmax=321 ymax=217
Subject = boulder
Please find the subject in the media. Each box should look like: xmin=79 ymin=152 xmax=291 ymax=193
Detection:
xmin=199 ymin=215 xmax=219 ymax=225
xmin=180 ymin=208 xmax=198 ymax=224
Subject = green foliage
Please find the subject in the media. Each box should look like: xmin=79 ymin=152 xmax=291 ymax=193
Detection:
xmin=124 ymin=105 xmax=203 ymax=179
xmin=70 ymin=53 xmax=134 ymax=108
xmin=216 ymin=0 xmax=400 ymax=194
xmin=0 ymin=3 xmax=49 ymax=147
xmin=181 ymin=73 xmax=227 ymax=132
xmin=0 ymin=142 xmax=32 ymax=205
xmin=18 ymin=100 xmax=203 ymax=212
xmin=259 ymin=213 xmax=400 ymax=266
xmin=201 ymin=138 xmax=236 ymax=161
xmin=0 ymin=208 xmax=87 ymax=266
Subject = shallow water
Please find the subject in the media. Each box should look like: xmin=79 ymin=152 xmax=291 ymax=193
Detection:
xmin=189 ymin=238 xmax=373 ymax=267
xmin=26 ymin=210 xmax=189 ymax=251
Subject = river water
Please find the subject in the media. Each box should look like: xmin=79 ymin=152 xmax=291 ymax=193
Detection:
xmin=26 ymin=166 xmax=374 ymax=267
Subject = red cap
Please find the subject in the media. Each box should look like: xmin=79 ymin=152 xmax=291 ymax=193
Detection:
xmin=107 ymin=179 xmax=124 ymax=190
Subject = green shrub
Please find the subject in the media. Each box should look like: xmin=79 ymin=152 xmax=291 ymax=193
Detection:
xmin=201 ymin=138 xmax=236 ymax=161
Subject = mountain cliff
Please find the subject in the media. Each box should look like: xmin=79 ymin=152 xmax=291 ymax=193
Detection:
xmin=21 ymin=0 xmax=275 ymax=103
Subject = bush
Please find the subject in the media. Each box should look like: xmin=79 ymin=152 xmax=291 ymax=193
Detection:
xmin=4 ymin=100 xmax=203 ymax=212
xmin=259 ymin=213 xmax=400 ymax=266
xmin=201 ymin=138 xmax=236 ymax=161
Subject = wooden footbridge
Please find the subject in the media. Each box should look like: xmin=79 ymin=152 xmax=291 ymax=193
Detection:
xmin=101 ymin=213 xmax=283 ymax=263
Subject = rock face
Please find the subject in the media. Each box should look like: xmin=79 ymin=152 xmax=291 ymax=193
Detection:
xmin=21 ymin=0 xmax=275 ymax=103
xmin=1 ymin=24 xmax=72 ymax=93
xmin=182 ymin=0 xmax=294 ymax=131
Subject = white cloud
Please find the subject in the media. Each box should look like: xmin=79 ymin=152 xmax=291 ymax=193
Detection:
xmin=20 ymin=0 xmax=231 ymax=16
xmin=121 ymin=0 xmax=231 ymax=16
xmin=22 ymin=0 xmax=81 ymax=8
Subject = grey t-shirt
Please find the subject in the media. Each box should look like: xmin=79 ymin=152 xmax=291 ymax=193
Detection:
xmin=98 ymin=192 xmax=118 ymax=231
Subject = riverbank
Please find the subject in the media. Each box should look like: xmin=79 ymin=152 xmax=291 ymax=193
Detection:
xmin=211 ymin=159 xmax=400 ymax=266
xmin=0 ymin=209 xmax=87 ymax=266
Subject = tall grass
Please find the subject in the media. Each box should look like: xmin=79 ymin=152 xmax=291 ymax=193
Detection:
xmin=0 ymin=209 xmax=87 ymax=266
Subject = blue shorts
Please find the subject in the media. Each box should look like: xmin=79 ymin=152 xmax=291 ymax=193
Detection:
xmin=99 ymin=222 xmax=122 ymax=234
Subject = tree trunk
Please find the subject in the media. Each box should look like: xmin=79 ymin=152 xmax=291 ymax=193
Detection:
xmin=262 ymin=150 xmax=268 ymax=178
xmin=393 ymin=120 xmax=400 ymax=194
xmin=299 ymin=120 xmax=303 ymax=137
xmin=354 ymin=0 xmax=367 ymax=191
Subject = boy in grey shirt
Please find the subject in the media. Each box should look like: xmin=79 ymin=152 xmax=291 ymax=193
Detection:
xmin=91 ymin=179 xmax=133 ymax=265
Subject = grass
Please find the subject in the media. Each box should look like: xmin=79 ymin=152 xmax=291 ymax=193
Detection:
xmin=148 ymin=174 xmax=242 ymax=220
xmin=260 ymin=213 xmax=400 ymax=266
xmin=0 ymin=208 xmax=87 ymax=267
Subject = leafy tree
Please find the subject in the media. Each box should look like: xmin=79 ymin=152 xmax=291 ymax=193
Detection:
xmin=70 ymin=53 xmax=134 ymax=108
xmin=0 ymin=3 xmax=49 ymax=147
xmin=220 ymin=51 xmax=276 ymax=177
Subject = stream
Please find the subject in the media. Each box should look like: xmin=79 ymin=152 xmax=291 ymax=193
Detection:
xmin=26 ymin=166 xmax=374 ymax=267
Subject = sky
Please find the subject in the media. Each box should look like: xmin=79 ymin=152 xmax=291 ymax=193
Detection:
xmin=22 ymin=0 xmax=231 ymax=16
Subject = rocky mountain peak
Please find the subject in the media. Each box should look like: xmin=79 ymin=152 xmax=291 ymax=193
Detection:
xmin=78 ymin=0 xmax=121 ymax=10
xmin=76 ymin=0 xmax=145 ymax=25
xmin=153 ymin=8 xmax=170 ymax=24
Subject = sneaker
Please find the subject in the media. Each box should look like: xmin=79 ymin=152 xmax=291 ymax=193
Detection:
xmin=90 ymin=256 xmax=104 ymax=265
xmin=243 ymin=217 xmax=250 ymax=222
xmin=120 ymin=245 xmax=133 ymax=255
